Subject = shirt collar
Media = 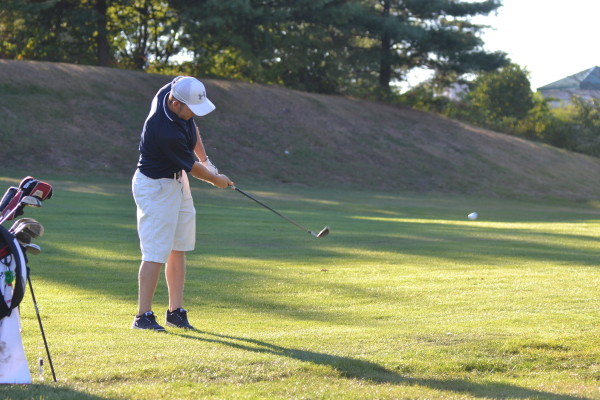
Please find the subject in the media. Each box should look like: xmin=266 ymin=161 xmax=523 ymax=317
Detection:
xmin=162 ymin=90 xmax=178 ymax=122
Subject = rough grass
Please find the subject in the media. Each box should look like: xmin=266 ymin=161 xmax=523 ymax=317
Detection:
xmin=0 ymin=175 xmax=598 ymax=399
xmin=2 ymin=59 xmax=600 ymax=200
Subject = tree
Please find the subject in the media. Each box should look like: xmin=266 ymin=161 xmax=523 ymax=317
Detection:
xmin=95 ymin=0 xmax=110 ymax=66
xmin=466 ymin=63 xmax=534 ymax=121
xmin=0 ymin=0 xmax=177 ymax=69
xmin=110 ymin=0 xmax=181 ymax=70
xmin=355 ymin=0 xmax=508 ymax=93
xmin=170 ymin=0 xmax=507 ymax=95
xmin=0 ymin=0 xmax=22 ymax=59
xmin=557 ymin=96 xmax=600 ymax=155
xmin=170 ymin=0 xmax=361 ymax=93
xmin=1 ymin=0 xmax=508 ymax=96
xmin=0 ymin=0 xmax=99 ymax=64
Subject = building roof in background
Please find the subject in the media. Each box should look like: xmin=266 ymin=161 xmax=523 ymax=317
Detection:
xmin=538 ymin=66 xmax=600 ymax=91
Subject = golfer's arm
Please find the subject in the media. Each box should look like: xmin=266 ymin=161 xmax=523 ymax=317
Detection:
xmin=189 ymin=162 xmax=231 ymax=188
xmin=190 ymin=162 xmax=216 ymax=182
xmin=194 ymin=125 xmax=208 ymax=162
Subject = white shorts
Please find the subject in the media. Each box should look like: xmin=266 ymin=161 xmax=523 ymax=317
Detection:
xmin=132 ymin=169 xmax=196 ymax=263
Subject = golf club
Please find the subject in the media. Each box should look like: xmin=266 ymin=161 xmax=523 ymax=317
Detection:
xmin=27 ymin=272 xmax=57 ymax=382
xmin=22 ymin=243 xmax=42 ymax=255
xmin=0 ymin=196 xmax=43 ymax=225
xmin=10 ymin=219 xmax=45 ymax=239
xmin=231 ymin=186 xmax=330 ymax=238
xmin=15 ymin=230 xmax=32 ymax=245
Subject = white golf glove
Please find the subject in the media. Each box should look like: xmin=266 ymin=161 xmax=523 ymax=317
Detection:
xmin=201 ymin=158 xmax=218 ymax=175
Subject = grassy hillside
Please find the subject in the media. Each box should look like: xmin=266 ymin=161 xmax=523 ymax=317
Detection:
xmin=2 ymin=59 xmax=600 ymax=200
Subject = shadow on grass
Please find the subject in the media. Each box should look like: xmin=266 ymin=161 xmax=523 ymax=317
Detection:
xmin=172 ymin=331 xmax=590 ymax=400
xmin=0 ymin=384 xmax=117 ymax=400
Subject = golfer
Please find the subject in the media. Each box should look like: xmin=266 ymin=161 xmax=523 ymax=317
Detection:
xmin=132 ymin=76 xmax=233 ymax=331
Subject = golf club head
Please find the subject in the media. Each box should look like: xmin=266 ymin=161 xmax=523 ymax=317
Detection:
xmin=13 ymin=221 xmax=44 ymax=238
xmin=15 ymin=230 xmax=32 ymax=244
xmin=313 ymin=226 xmax=330 ymax=238
xmin=21 ymin=196 xmax=42 ymax=208
xmin=22 ymin=243 xmax=41 ymax=255
xmin=10 ymin=217 xmax=39 ymax=229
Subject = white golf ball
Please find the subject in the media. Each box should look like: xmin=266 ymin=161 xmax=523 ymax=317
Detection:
xmin=468 ymin=212 xmax=478 ymax=220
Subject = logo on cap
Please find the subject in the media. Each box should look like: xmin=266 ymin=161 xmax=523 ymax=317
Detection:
xmin=199 ymin=91 xmax=206 ymax=102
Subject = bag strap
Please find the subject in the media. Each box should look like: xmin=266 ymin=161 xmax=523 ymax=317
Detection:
xmin=0 ymin=225 xmax=26 ymax=319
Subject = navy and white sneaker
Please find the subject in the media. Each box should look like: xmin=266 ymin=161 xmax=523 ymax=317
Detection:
xmin=132 ymin=311 xmax=166 ymax=331
xmin=166 ymin=308 xmax=195 ymax=330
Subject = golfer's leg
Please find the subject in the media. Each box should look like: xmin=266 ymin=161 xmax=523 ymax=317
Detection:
xmin=137 ymin=261 xmax=162 ymax=315
xmin=166 ymin=250 xmax=186 ymax=311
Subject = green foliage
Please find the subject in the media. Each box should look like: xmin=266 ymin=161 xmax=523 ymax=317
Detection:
xmin=407 ymin=63 xmax=600 ymax=158
xmin=0 ymin=0 xmax=509 ymax=95
xmin=360 ymin=0 xmax=508 ymax=93
xmin=168 ymin=0 xmax=363 ymax=94
xmin=464 ymin=63 xmax=534 ymax=121
xmin=552 ymin=97 xmax=600 ymax=154
xmin=0 ymin=0 xmax=99 ymax=63
xmin=0 ymin=0 xmax=178 ymax=69
xmin=482 ymin=92 xmax=600 ymax=156
xmin=110 ymin=0 xmax=181 ymax=70
xmin=399 ymin=82 xmax=452 ymax=113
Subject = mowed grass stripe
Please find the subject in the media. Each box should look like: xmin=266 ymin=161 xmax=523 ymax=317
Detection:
xmin=1 ymin=176 xmax=597 ymax=399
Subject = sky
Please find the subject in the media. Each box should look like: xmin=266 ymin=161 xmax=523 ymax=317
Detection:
xmin=405 ymin=0 xmax=599 ymax=91
xmin=472 ymin=0 xmax=600 ymax=90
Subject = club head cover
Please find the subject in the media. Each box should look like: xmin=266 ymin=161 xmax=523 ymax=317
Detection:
xmin=0 ymin=188 xmax=24 ymax=222
xmin=19 ymin=176 xmax=53 ymax=201
xmin=0 ymin=187 xmax=18 ymax=213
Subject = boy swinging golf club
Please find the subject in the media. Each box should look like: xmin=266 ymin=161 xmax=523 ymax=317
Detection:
xmin=132 ymin=76 xmax=233 ymax=331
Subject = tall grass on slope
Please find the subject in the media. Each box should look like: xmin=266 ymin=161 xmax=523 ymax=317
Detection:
xmin=0 ymin=175 xmax=598 ymax=399
xmin=4 ymin=59 xmax=600 ymax=200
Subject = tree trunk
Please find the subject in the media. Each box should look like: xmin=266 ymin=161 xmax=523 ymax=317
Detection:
xmin=378 ymin=0 xmax=391 ymax=91
xmin=95 ymin=0 xmax=110 ymax=66
xmin=134 ymin=1 xmax=150 ymax=70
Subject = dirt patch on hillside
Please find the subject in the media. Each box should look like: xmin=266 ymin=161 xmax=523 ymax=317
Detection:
xmin=2 ymin=59 xmax=600 ymax=200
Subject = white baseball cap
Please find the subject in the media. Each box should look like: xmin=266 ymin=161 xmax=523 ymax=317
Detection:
xmin=171 ymin=76 xmax=216 ymax=116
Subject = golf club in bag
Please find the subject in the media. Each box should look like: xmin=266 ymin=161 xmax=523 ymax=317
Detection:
xmin=0 ymin=177 xmax=55 ymax=383
xmin=0 ymin=176 xmax=52 ymax=225
xmin=231 ymin=186 xmax=330 ymax=238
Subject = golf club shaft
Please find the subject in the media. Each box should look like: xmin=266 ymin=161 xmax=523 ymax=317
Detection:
xmin=0 ymin=197 xmax=42 ymax=225
xmin=27 ymin=274 xmax=57 ymax=382
xmin=0 ymin=207 xmax=19 ymax=225
xmin=233 ymin=186 xmax=314 ymax=235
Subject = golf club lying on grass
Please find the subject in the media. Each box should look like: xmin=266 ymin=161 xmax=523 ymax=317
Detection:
xmin=231 ymin=186 xmax=329 ymax=238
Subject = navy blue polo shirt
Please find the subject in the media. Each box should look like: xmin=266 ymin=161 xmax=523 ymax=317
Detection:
xmin=137 ymin=81 xmax=198 ymax=179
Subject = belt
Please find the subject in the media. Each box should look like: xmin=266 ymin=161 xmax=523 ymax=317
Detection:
xmin=162 ymin=171 xmax=182 ymax=180
xmin=138 ymin=169 xmax=182 ymax=180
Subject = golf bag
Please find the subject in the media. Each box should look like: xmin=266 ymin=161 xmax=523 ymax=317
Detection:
xmin=0 ymin=224 xmax=31 ymax=383
xmin=0 ymin=176 xmax=53 ymax=223
xmin=0 ymin=176 xmax=54 ymax=384
xmin=0 ymin=225 xmax=27 ymax=319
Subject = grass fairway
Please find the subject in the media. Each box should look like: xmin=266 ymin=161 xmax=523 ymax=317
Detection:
xmin=1 ymin=175 xmax=599 ymax=399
